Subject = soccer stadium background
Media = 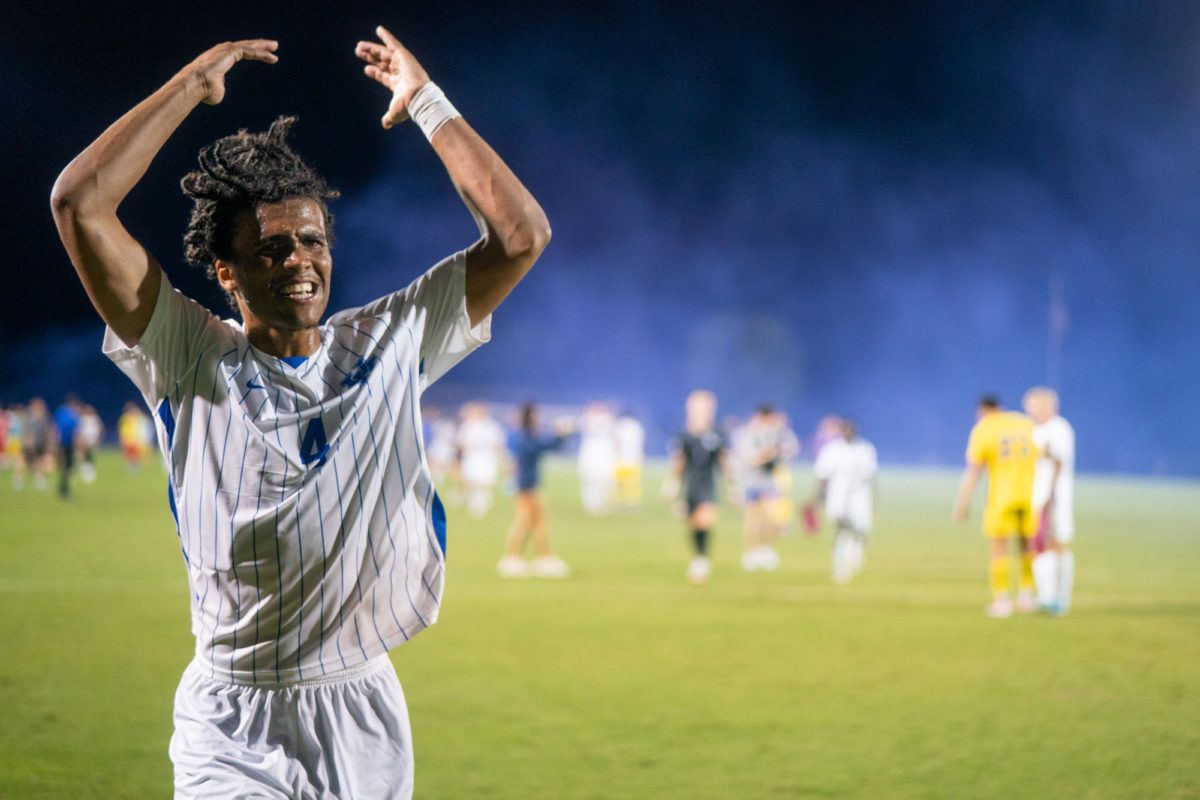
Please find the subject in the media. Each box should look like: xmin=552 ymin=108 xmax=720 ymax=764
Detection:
xmin=3 ymin=2 xmax=1199 ymax=798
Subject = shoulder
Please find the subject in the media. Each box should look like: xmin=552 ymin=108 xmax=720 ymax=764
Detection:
xmin=1008 ymin=412 xmax=1035 ymax=431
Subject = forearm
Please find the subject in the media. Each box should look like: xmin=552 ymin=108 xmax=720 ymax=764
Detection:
xmin=48 ymin=72 xmax=200 ymax=343
xmin=429 ymin=118 xmax=550 ymax=324
xmin=51 ymin=73 xmax=204 ymax=216
xmin=354 ymin=29 xmax=548 ymax=321
xmin=954 ymin=467 xmax=981 ymax=515
xmin=431 ymin=119 xmax=549 ymax=256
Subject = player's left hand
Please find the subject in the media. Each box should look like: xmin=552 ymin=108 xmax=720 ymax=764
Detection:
xmin=355 ymin=26 xmax=432 ymax=129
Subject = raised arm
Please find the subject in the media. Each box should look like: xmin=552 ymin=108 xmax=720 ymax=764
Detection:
xmin=356 ymin=26 xmax=551 ymax=327
xmin=50 ymin=40 xmax=278 ymax=346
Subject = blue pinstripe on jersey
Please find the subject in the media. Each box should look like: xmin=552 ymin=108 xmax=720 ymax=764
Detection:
xmin=155 ymin=398 xmax=186 ymax=567
xmin=284 ymin=373 xmax=325 ymax=676
xmin=333 ymin=329 xmax=422 ymax=635
xmin=344 ymin=323 xmax=431 ymax=622
xmin=400 ymin=327 xmax=450 ymax=574
xmin=201 ymin=347 xmax=239 ymax=677
xmin=325 ymin=354 xmax=393 ymax=652
xmin=105 ymin=254 xmax=481 ymax=685
xmin=270 ymin=383 xmax=288 ymax=683
xmin=226 ymin=419 xmax=252 ymax=680
xmin=318 ymin=372 xmax=368 ymax=667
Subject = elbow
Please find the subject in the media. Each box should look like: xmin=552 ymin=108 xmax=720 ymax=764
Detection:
xmin=50 ymin=164 xmax=103 ymax=222
xmin=500 ymin=209 xmax=552 ymax=262
xmin=526 ymin=218 xmax=552 ymax=258
xmin=50 ymin=174 xmax=88 ymax=223
xmin=50 ymin=180 xmax=77 ymax=220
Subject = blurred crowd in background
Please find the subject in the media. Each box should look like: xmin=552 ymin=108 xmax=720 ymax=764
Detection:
xmin=0 ymin=398 xmax=154 ymax=497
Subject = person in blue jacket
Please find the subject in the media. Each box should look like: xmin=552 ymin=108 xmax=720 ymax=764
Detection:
xmin=497 ymin=402 xmax=573 ymax=579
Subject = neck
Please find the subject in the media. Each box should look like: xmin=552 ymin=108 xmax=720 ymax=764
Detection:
xmin=246 ymin=323 xmax=321 ymax=357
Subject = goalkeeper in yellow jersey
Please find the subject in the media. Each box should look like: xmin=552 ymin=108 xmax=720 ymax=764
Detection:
xmin=953 ymin=395 xmax=1040 ymax=617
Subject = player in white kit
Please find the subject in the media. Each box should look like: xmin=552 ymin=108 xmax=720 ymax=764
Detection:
xmin=578 ymin=402 xmax=617 ymax=515
xmin=75 ymin=404 xmax=105 ymax=484
xmin=51 ymin=28 xmax=550 ymax=799
xmin=812 ymin=418 xmax=877 ymax=584
xmin=424 ymin=408 xmax=461 ymax=504
xmin=1024 ymin=387 xmax=1076 ymax=616
xmin=613 ymin=411 xmax=646 ymax=509
xmin=456 ymin=402 xmax=506 ymax=518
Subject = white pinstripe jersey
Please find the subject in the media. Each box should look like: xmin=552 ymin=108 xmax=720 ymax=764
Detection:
xmin=103 ymin=252 xmax=490 ymax=685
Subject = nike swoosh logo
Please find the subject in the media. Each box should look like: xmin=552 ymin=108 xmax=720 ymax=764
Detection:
xmin=247 ymin=380 xmax=265 ymax=390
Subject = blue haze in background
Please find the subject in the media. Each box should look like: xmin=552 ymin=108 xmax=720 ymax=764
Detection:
xmin=3 ymin=2 xmax=1198 ymax=474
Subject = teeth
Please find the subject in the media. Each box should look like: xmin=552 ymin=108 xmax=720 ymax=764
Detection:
xmin=280 ymin=282 xmax=315 ymax=297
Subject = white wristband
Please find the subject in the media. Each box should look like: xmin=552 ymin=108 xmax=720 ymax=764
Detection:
xmin=406 ymin=82 xmax=461 ymax=142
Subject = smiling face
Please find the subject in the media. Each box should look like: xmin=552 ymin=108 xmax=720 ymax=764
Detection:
xmin=215 ymin=197 xmax=332 ymax=356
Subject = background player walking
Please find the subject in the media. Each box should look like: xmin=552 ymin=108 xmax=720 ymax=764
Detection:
xmin=664 ymin=390 xmax=728 ymax=585
xmin=50 ymin=26 xmax=549 ymax=797
xmin=812 ymin=418 xmax=877 ymax=585
xmin=498 ymin=402 xmax=572 ymax=579
xmin=1024 ymin=387 xmax=1077 ymax=616
xmin=953 ymin=396 xmax=1040 ymax=617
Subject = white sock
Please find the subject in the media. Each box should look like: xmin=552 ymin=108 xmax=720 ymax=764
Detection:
xmin=1033 ymin=552 xmax=1058 ymax=607
xmin=851 ymin=535 xmax=865 ymax=574
xmin=833 ymin=532 xmax=852 ymax=584
xmin=1059 ymin=551 xmax=1075 ymax=611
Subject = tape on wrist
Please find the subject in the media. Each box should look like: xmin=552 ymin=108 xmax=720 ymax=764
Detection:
xmin=407 ymin=82 xmax=461 ymax=142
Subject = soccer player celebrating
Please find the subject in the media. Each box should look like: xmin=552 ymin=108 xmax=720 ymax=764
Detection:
xmin=1024 ymin=387 xmax=1077 ymax=616
xmin=953 ymin=396 xmax=1040 ymax=618
xmin=50 ymin=28 xmax=550 ymax=798
xmin=663 ymin=390 xmax=729 ymax=585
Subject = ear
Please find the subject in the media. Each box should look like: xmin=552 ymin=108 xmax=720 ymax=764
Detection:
xmin=214 ymin=260 xmax=240 ymax=296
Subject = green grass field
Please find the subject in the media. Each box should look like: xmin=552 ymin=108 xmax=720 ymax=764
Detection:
xmin=1 ymin=452 xmax=1197 ymax=799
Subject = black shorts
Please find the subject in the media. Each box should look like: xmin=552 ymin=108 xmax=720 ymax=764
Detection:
xmin=685 ymin=491 xmax=716 ymax=515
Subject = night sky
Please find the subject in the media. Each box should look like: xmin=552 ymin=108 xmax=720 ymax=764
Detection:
xmin=4 ymin=1 xmax=1199 ymax=474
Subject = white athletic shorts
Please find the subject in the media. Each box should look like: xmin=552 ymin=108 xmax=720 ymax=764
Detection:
xmin=460 ymin=453 xmax=499 ymax=486
xmin=170 ymin=654 xmax=413 ymax=799
xmin=1047 ymin=497 xmax=1075 ymax=542
xmin=826 ymin=490 xmax=872 ymax=535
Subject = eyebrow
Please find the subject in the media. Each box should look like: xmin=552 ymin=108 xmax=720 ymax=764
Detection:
xmin=256 ymin=226 xmax=327 ymax=243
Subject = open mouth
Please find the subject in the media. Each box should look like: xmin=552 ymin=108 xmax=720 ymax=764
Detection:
xmin=276 ymin=281 xmax=321 ymax=303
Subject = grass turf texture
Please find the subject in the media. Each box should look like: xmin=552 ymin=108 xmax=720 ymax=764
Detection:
xmin=1 ymin=452 xmax=1197 ymax=799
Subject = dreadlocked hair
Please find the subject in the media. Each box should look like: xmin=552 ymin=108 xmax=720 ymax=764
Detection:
xmin=180 ymin=116 xmax=340 ymax=307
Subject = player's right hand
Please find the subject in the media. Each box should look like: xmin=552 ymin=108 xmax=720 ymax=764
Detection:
xmin=180 ymin=40 xmax=279 ymax=106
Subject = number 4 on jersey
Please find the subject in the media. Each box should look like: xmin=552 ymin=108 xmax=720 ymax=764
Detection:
xmin=300 ymin=417 xmax=331 ymax=467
